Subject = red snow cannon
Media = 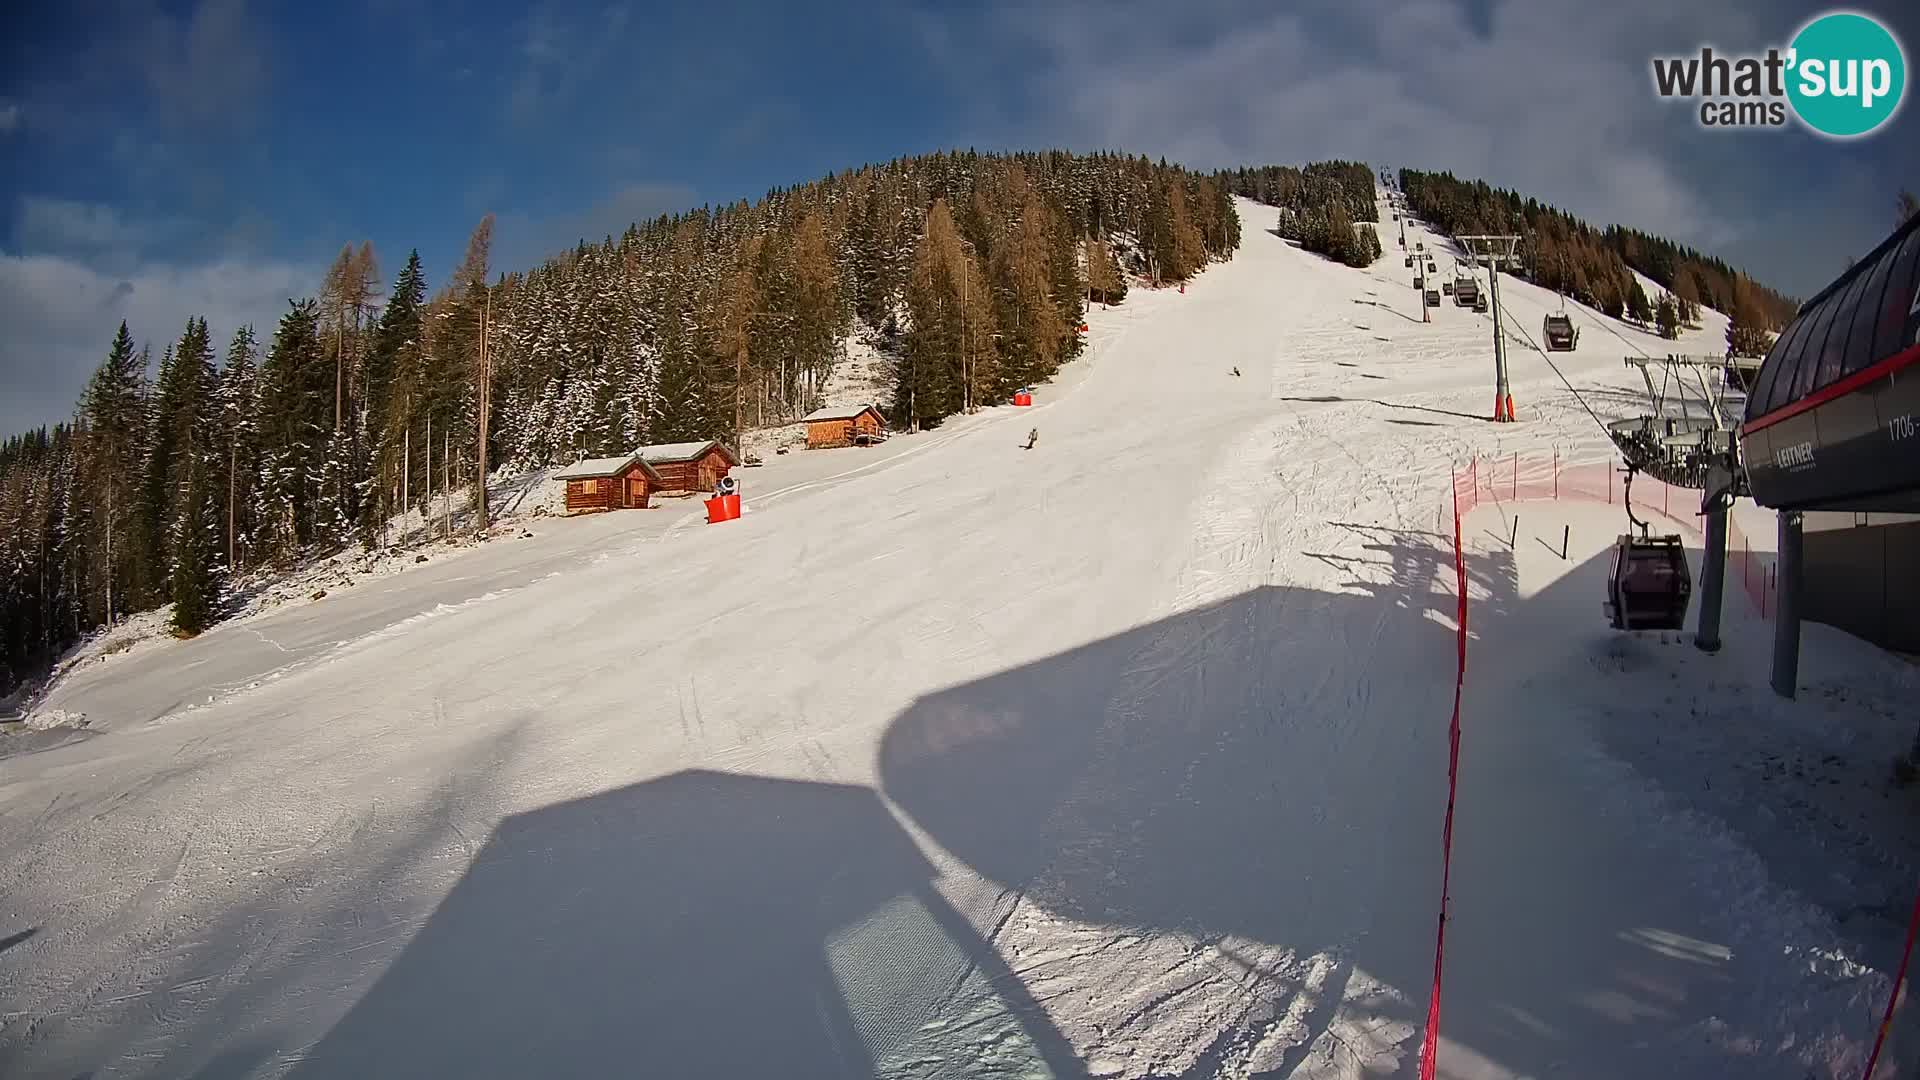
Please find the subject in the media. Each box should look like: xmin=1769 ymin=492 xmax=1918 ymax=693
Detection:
xmin=704 ymin=493 xmax=741 ymax=523
xmin=1012 ymin=390 xmax=1033 ymax=407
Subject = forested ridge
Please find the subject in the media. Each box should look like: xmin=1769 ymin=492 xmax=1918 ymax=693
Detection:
xmin=1396 ymin=168 xmax=1796 ymax=352
xmin=1 ymin=149 xmax=1242 ymax=688
xmin=2 ymin=149 xmax=1809 ymax=692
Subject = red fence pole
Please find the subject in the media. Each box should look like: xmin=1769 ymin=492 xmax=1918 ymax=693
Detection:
xmin=1860 ymin=880 xmax=1920 ymax=1080
xmin=1422 ymin=482 xmax=1470 ymax=1080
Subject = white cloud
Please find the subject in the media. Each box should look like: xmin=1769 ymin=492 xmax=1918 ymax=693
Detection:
xmin=920 ymin=0 xmax=1907 ymax=293
xmin=141 ymin=0 xmax=270 ymax=130
xmin=0 ymin=251 xmax=312 ymax=433
xmin=994 ymin=0 xmax=1754 ymax=247
xmin=16 ymin=198 xmax=155 ymax=259
xmin=0 ymin=104 xmax=19 ymax=133
xmin=507 ymin=2 xmax=633 ymax=124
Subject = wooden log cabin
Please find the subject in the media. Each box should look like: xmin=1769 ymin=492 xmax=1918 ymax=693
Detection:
xmin=554 ymin=453 xmax=665 ymax=514
xmin=802 ymin=404 xmax=887 ymax=449
xmin=637 ymin=440 xmax=738 ymax=493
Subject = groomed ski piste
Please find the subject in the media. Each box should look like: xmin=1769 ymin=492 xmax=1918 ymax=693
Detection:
xmin=3 ymin=194 xmax=1918 ymax=1079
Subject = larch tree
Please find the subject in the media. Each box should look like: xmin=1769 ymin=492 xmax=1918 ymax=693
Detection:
xmin=1085 ymin=237 xmax=1125 ymax=306
xmin=1725 ymin=276 xmax=1772 ymax=358
xmin=900 ymin=198 xmax=997 ymax=426
xmin=438 ymin=215 xmax=494 ymax=527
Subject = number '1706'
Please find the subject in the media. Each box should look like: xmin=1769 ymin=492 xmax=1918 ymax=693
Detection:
xmin=1893 ymin=414 xmax=1918 ymax=440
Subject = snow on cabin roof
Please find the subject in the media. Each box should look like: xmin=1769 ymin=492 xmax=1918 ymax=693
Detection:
xmin=553 ymin=453 xmax=656 ymax=480
xmin=801 ymin=403 xmax=881 ymax=423
xmin=637 ymin=439 xmax=735 ymax=463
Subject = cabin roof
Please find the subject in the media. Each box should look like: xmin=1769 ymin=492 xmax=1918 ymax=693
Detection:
xmin=801 ymin=403 xmax=882 ymax=423
xmin=553 ymin=454 xmax=663 ymax=481
xmin=637 ymin=440 xmax=737 ymax=464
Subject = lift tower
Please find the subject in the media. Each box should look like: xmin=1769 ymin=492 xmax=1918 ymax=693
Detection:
xmin=1458 ymin=234 xmax=1522 ymax=422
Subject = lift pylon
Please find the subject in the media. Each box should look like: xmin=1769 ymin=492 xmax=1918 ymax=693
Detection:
xmin=1458 ymin=234 xmax=1521 ymax=421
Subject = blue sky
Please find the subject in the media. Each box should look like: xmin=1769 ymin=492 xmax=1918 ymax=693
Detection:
xmin=2 ymin=0 xmax=1915 ymax=434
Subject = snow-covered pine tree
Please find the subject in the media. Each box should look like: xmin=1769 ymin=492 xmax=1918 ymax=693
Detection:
xmin=1655 ymin=294 xmax=1680 ymax=340
xmin=256 ymin=300 xmax=328 ymax=560
xmin=168 ymin=457 xmax=221 ymax=636
xmin=216 ymin=327 xmax=260 ymax=572
xmin=79 ymin=323 xmax=147 ymax=623
xmin=165 ymin=318 xmax=222 ymax=635
xmin=361 ymin=251 xmax=425 ymax=542
xmin=1627 ymin=279 xmax=1654 ymax=325
xmin=135 ymin=340 xmax=182 ymax=600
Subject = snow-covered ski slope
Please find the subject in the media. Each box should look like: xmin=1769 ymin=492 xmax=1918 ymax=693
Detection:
xmin=0 ymin=196 xmax=1906 ymax=1079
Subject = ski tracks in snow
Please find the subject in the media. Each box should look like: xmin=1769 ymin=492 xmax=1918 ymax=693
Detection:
xmin=961 ymin=280 xmax=1452 ymax=1076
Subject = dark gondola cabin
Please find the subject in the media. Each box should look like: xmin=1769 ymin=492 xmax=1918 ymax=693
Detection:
xmin=555 ymin=453 xmax=664 ymax=514
xmin=1604 ymin=533 xmax=1693 ymax=631
xmin=1543 ymin=313 xmax=1579 ymax=351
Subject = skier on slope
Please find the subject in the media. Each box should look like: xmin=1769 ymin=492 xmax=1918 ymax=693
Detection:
xmin=1023 ymin=428 xmax=1038 ymax=450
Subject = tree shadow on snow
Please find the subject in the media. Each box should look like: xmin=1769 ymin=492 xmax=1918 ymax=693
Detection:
xmin=877 ymin=528 xmax=1852 ymax=1077
xmin=878 ymin=532 xmax=1538 ymax=1075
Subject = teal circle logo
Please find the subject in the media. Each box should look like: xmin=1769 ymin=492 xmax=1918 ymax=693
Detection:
xmin=1786 ymin=11 xmax=1906 ymax=138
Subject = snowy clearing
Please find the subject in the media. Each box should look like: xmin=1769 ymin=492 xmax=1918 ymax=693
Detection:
xmin=1 ymin=197 xmax=1913 ymax=1079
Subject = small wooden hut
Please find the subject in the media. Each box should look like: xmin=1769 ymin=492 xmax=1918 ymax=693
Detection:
xmin=554 ymin=453 xmax=664 ymax=513
xmin=803 ymin=404 xmax=887 ymax=449
xmin=637 ymin=440 xmax=738 ymax=493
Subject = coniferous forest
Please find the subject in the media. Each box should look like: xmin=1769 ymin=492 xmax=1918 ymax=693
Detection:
xmin=1395 ymin=168 xmax=1798 ymax=352
xmin=0 ymin=150 xmax=1242 ymax=688
xmin=1218 ymin=162 xmax=1384 ymax=267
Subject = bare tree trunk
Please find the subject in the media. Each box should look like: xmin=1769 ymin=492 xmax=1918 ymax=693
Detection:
xmin=734 ymin=337 xmax=748 ymax=453
xmin=475 ymin=292 xmax=491 ymax=534
xmin=104 ymin=470 xmax=114 ymax=626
